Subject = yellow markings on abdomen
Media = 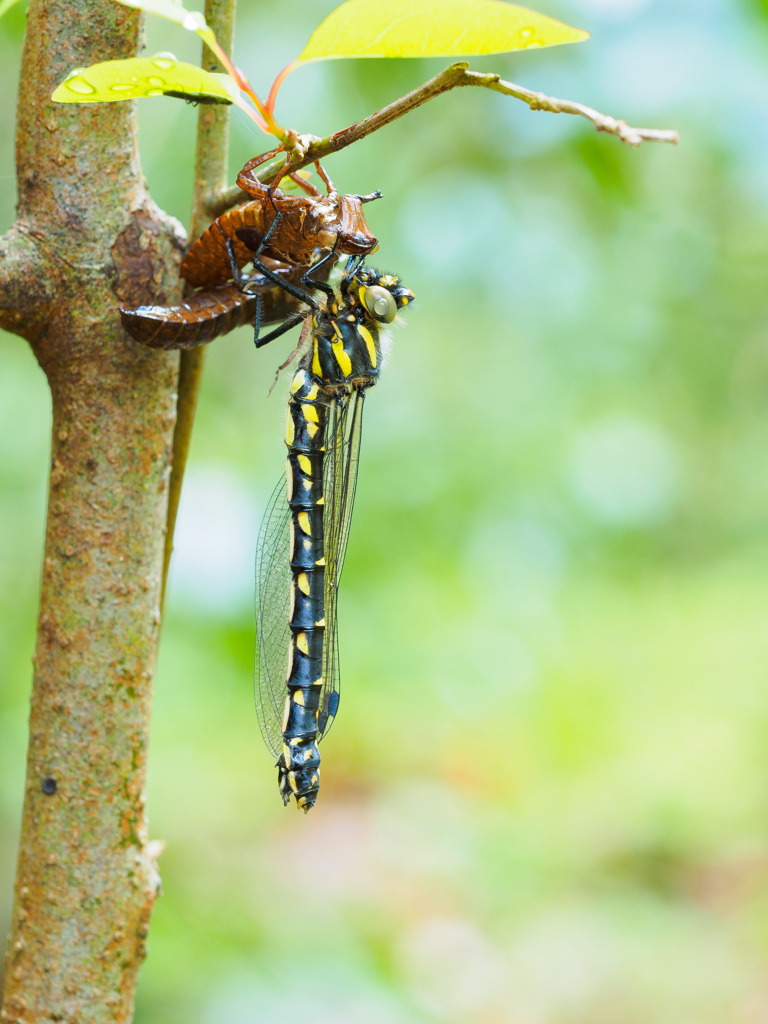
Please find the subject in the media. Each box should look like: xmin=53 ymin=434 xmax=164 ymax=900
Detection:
xmin=282 ymin=696 xmax=291 ymax=731
xmin=297 ymin=454 xmax=312 ymax=475
xmin=290 ymin=370 xmax=307 ymax=394
xmin=284 ymin=408 xmax=295 ymax=446
xmin=293 ymin=690 xmax=305 ymax=706
xmin=312 ymin=339 xmax=321 ymax=376
xmin=301 ymin=403 xmax=319 ymax=439
xmin=331 ymin=339 xmax=352 ymax=376
xmin=358 ymin=324 xmax=377 ymax=368
xmin=296 ymin=632 xmax=309 ymax=655
xmin=297 ymin=573 xmax=310 ymax=595
xmin=298 ymin=511 xmax=311 ymax=535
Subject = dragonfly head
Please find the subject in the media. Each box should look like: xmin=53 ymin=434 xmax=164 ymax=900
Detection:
xmin=345 ymin=267 xmax=415 ymax=323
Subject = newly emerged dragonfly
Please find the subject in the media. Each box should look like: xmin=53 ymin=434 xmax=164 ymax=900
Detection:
xmin=255 ymin=260 xmax=413 ymax=811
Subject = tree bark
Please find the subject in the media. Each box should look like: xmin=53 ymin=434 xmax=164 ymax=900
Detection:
xmin=0 ymin=0 xmax=186 ymax=1019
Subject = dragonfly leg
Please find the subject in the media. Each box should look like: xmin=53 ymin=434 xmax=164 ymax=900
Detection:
xmin=225 ymin=237 xmax=246 ymax=290
xmin=243 ymin=208 xmax=318 ymax=310
xmin=252 ymin=255 xmax=319 ymax=311
xmin=300 ymin=239 xmax=339 ymax=302
xmin=257 ymin=207 xmax=284 ymax=255
xmin=343 ymin=248 xmax=372 ymax=280
xmin=255 ymin=311 xmax=306 ymax=349
xmin=253 ymin=292 xmax=263 ymax=344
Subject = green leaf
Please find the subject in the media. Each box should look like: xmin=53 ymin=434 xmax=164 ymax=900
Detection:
xmin=51 ymin=54 xmax=234 ymax=104
xmin=0 ymin=0 xmax=22 ymax=18
xmin=298 ymin=0 xmax=589 ymax=62
xmin=114 ymin=0 xmax=207 ymax=30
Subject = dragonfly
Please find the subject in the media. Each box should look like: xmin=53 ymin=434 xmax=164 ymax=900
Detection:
xmin=255 ymin=257 xmax=413 ymax=811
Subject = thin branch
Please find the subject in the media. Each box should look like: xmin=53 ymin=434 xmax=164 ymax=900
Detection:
xmin=161 ymin=0 xmax=237 ymax=612
xmin=475 ymin=72 xmax=680 ymax=146
xmin=210 ymin=61 xmax=679 ymax=218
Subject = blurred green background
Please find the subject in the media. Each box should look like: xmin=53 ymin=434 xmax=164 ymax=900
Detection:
xmin=5 ymin=0 xmax=768 ymax=1020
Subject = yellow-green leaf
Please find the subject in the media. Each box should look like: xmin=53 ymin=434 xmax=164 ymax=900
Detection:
xmin=114 ymin=0 xmax=206 ymax=30
xmin=52 ymin=55 xmax=234 ymax=105
xmin=298 ymin=0 xmax=589 ymax=62
xmin=0 ymin=0 xmax=22 ymax=18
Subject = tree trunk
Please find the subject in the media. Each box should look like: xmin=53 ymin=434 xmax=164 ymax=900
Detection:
xmin=0 ymin=0 xmax=186 ymax=1018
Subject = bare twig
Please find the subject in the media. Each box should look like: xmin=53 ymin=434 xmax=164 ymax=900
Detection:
xmin=474 ymin=72 xmax=679 ymax=146
xmin=210 ymin=61 xmax=678 ymax=218
xmin=161 ymin=0 xmax=237 ymax=611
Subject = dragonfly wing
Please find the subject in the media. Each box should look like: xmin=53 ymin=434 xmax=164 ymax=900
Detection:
xmin=254 ymin=473 xmax=292 ymax=760
xmin=255 ymin=390 xmax=366 ymax=754
xmin=317 ymin=390 xmax=365 ymax=741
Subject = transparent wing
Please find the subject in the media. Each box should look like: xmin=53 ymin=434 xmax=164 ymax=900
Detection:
xmin=254 ymin=390 xmax=366 ymax=757
xmin=318 ymin=390 xmax=365 ymax=741
xmin=254 ymin=474 xmax=292 ymax=759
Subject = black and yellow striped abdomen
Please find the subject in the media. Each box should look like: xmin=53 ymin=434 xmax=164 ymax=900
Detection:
xmin=279 ymin=368 xmax=329 ymax=810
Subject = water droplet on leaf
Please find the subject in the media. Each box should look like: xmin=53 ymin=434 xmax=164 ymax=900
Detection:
xmin=65 ymin=77 xmax=96 ymax=95
xmin=151 ymin=57 xmax=176 ymax=71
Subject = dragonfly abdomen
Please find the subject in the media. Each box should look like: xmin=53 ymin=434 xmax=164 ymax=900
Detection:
xmin=279 ymin=369 xmax=329 ymax=811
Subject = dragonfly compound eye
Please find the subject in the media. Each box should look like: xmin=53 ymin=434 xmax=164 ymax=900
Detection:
xmin=362 ymin=285 xmax=397 ymax=324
